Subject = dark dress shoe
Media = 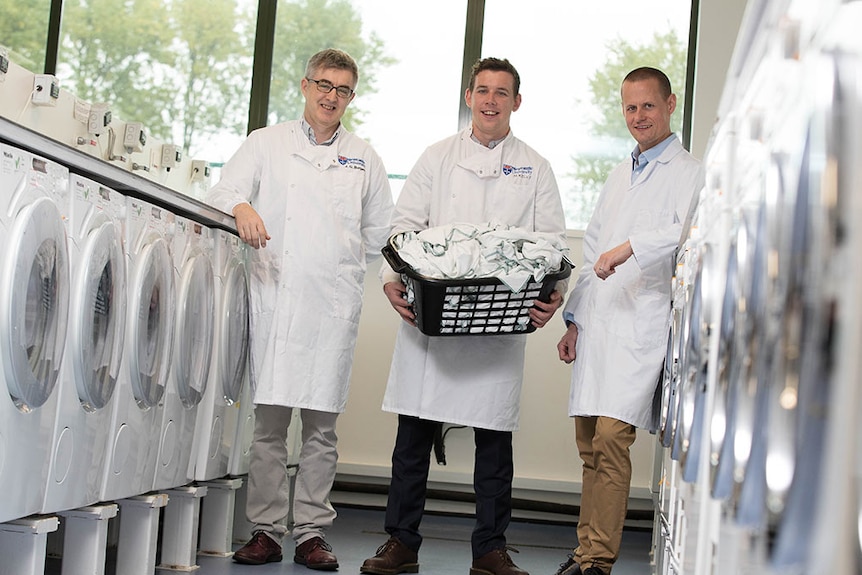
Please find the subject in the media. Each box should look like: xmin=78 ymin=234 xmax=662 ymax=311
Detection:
xmin=470 ymin=547 xmax=529 ymax=575
xmin=233 ymin=531 xmax=283 ymax=565
xmin=294 ymin=536 xmax=339 ymax=570
xmin=554 ymin=554 xmax=581 ymax=575
xmin=360 ymin=536 xmax=419 ymax=574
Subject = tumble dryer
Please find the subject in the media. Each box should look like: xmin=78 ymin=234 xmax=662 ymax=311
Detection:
xmin=152 ymin=214 xmax=215 ymax=491
xmin=43 ymin=174 xmax=127 ymax=514
xmin=190 ymin=228 xmax=249 ymax=481
xmin=0 ymin=143 xmax=70 ymax=522
xmin=101 ymin=197 xmax=175 ymax=501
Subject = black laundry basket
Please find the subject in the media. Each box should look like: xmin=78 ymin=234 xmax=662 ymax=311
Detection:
xmin=382 ymin=239 xmax=572 ymax=336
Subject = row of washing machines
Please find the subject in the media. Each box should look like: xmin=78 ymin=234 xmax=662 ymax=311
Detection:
xmin=0 ymin=141 xmax=253 ymax=524
xmin=653 ymin=2 xmax=861 ymax=572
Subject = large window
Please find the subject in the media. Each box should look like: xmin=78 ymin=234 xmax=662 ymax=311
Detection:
xmin=483 ymin=1 xmax=692 ymax=229
xmin=0 ymin=0 xmax=692 ymax=228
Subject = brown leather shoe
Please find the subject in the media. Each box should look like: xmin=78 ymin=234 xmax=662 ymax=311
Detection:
xmin=294 ymin=536 xmax=339 ymax=570
xmin=469 ymin=547 xmax=529 ymax=575
xmin=233 ymin=531 xmax=283 ymax=565
xmin=360 ymin=536 xmax=419 ymax=574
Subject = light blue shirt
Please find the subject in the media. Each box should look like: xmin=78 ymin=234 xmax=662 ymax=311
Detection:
xmin=301 ymin=118 xmax=340 ymax=146
xmin=631 ymin=133 xmax=676 ymax=184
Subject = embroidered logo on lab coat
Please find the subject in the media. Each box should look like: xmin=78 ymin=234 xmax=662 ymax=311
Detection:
xmin=502 ymin=164 xmax=533 ymax=181
xmin=338 ymin=155 xmax=366 ymax=171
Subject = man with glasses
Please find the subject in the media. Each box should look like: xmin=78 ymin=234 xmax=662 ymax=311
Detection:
xmin=206 ymin=48 xmax=393 ymax=570
xmin=361 ymin=57 xmax=567 ymax=575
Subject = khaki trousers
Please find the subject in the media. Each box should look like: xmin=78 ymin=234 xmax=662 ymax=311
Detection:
xmin=246 ymin=404 xmax=339 ymax=546
xmin=574 ymin=416 xmax=637 ymax=573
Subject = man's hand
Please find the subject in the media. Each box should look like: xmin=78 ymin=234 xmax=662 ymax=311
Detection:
xmin=529 ymin=290 xmax=563 ymax=329
xmin=557 ymin=322 xmax=579 ymax=364
xmin=594 ymin=240 xmax=633 ymax=280
xmin=233 ymin=203 xmax=271 ymax=249
xmin=383 ymin=281 xmax=415 ymax=326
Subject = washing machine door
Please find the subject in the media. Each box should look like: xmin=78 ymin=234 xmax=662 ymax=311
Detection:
xmin=219 ymin=258 xmax=249 ymax=405
xmin=174 ymin=253 xmax=215 ymax=408
xmin=71 ymin=219 xmax=126 ymax=411
xmin=0 ymin=196 xmax=69 ymax=411
xmin=678 ymin=242 xmax=714 ymax=483
xmin=128 ymin=236 xmax=174 ymax=409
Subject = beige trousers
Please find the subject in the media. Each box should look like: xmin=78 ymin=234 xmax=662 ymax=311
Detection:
xmin=246 ymin=404 xmax=339 ymax=546
xmin=574 ymin=416 xmax=637 ymax=573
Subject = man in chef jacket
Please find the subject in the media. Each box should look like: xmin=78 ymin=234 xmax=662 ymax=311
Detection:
xmin=554 ymin=67 xmax=704 ymax=575
xmin=360 ymin=57 xmax=567 ymax=575
xmin=206 ymin=48 xmax=394 ymax=570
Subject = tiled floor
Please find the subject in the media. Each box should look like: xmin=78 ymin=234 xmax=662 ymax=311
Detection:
xmin=46 ymin=498 xmax=654 ymax=574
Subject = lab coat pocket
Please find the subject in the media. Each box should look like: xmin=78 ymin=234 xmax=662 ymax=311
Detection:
xmin=607 ymin=285 xmax=667 ymax=349
xmin=330 ymin=168 xmax=364 ymax=222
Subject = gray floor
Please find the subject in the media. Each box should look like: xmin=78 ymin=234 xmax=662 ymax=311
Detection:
xmin=46 ymin=500 xmax=654 ymax=575
xmin=201 ymin=504 xmax=650 ymax=575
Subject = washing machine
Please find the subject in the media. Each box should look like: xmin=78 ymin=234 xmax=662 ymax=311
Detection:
xmin=42 ymin=174 xmax=127 ymax=514
xmin=152 ymin=214 xmax=215 ymax=491
xmin=100 ymin=197 xmax=175 ymax=501
xmin=190 ymin=228 xmax=249 ymax=481
xmin=0 ymin=143 xmax=70 ymax=522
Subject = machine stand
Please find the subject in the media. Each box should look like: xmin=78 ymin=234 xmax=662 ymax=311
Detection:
xmin=115 ymin=493 xmax=169 ymax=575
xmin=58 ymin=504 xmax=118 ymax=575
xmin=198 ymin=477 xmax=243 ymax=556
xmin=156 ymin=484 xmax=208 ymax=572
xmin=0 ymin=515 xmax=60 ymax=575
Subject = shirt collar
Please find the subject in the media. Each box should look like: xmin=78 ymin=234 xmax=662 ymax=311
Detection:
xmin=301 ymin=118 xmax=340 ymax=146
xmin=469 ymin=127 xmax=507 ymax=150
xmin=631 ymin=133 xmax=676 ymax=169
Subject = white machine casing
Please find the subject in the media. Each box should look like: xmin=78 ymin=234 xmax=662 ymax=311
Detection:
xmin=101 ymin=196 xmax=175 ymax=501
xmin=42 ymin=174 xmax=127 ymax=514
xmin=190 ymin=228 xmax=249 ymax=481
xmin=152 ymin=214 xmax=215 ymax=491
xmin=0 ymin=143 xmax=70 ymax=522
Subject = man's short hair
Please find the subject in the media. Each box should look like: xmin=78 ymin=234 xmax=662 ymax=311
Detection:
xmin=306 ymin=49 xmax=359 ymax=87
xmin=469 ymin=57 xmax=521 ymax=96
xmin=623 ymin=67 xmax=672 ymax=99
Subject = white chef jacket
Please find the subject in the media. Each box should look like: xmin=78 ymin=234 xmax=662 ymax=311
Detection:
xmin=563 ymin=135 xmax=703 ymax=430
xmin=381 ymin=128 xmax=566 ymax=432
xmin=206 ymin=120 xmax=393 ymax=412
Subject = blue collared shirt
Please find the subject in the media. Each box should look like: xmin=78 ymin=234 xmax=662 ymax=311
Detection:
xmin=301 ymin=118 xmax=340 ymax=146
xmin=631 ymin=133 xmax=676 ymax=184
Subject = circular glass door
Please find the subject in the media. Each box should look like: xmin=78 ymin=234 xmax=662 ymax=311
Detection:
xmin=1 ymin=196 xmax=69 ymax=412
xmin=72 ymin=219 xmax=126 ymax=411
xmin=128 ymin=236 xmax=174 ymax=409
xmin=174 ymin=254 xmax=215 ymax=408
xmin=219 ymin=259 xmax=249 ymax=405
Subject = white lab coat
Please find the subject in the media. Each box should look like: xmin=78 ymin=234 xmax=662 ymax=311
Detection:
xmin=206 ymin=120 xmax=393 ymax=412
xmin=381 ymin=128 xmax=566 ymax=432
xmin=564 ymin=136 xmax=703 ymax=430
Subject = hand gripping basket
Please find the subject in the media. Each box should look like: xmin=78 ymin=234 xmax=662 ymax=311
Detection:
xmin=382 ymin=237 xmax=572 ymax=336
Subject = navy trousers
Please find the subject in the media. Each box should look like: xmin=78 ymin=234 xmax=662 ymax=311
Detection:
xmin=383 ymin=414 xmax=514 ymax=559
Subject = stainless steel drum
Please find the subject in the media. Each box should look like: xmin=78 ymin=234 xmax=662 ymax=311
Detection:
xmin=678 ymin=242 xmax=715 ymax=483
xmin=769 ymin=52 xmax=843 ymax=570
xmin=709 ymin=227 xmax=741 ymax=499
xmin=730 ymin=198 xmax=771 ymax=529
xmin=659 ymin=305 xmax=682 ymax=448
xmin=670 ymin=283 xmax=690 ymax=462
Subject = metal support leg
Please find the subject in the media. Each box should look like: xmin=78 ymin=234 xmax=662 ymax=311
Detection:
xmin=0 ymin=516 xmax=59 ymax=575
xmin=198 ymin=477 xmax=243 ymax=557
xmin=157 ymin=485 xmax=208 ymax=572
xmin=115 ymin=494 xmax=169 ymax=575
xmin=58 ymin=504 xmax=118 ymax=575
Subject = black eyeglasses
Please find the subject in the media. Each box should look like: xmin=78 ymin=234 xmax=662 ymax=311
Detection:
xmin=306 ymin=78 xmax=354 ymax=99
